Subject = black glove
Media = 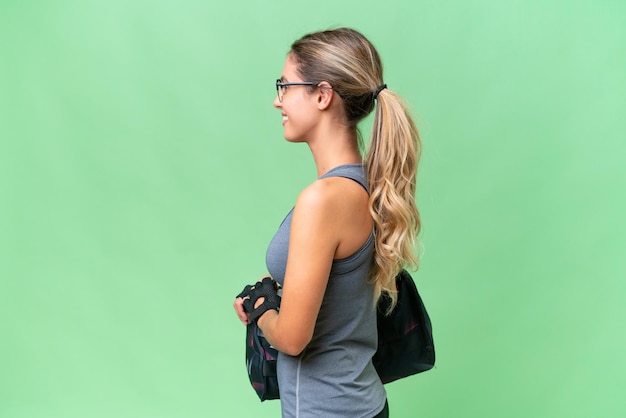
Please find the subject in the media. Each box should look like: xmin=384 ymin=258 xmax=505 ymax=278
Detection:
xmin=236 ymin=284 xmax=254 ymax=299
xmin=239 ymin=277 xmax=281 ymax=322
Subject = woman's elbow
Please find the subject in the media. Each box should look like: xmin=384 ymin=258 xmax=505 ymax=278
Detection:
xmin=264 ymin=315 xmax=314 ymax=356
xmin=281 ymin=344 xmax=304 ymax=356
xmin=279 ymin=335 xmax=311 ymax=356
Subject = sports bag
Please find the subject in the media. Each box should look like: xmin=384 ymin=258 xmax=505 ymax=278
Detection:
xmin=243 ymin=269 xmax=434 ymax=400
xmin=245 ymin=321 xmax=280 ymax=401
xmin=372 ymin=269 xmax=435 ymax=383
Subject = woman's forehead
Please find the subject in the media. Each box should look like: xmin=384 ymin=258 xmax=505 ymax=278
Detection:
xmin=280 ymin=55 xmax=299 ymax=81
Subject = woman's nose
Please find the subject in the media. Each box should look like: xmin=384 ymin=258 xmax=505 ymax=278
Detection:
xmin=273 ymin=95 xmax=282 ymax=108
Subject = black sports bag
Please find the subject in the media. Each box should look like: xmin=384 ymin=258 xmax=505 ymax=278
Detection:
xmin=373 ymin=269 xmax=435 ymax=383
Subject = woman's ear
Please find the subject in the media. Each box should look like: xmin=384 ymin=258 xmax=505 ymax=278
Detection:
xmin=315 ymin=81 xmax=334 ymax=110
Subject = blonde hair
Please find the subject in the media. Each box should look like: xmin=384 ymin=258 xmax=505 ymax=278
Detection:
xmin=290 ymin=28 xmax=421 ymax=312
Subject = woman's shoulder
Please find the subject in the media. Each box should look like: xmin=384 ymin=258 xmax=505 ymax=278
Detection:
xmin=295 ymin=179 xmax=337 ymax=211
xmin=295 ymin=176 xmax=366 ymax=213
xmin=292 ymin=173 xmax=371 ymax=257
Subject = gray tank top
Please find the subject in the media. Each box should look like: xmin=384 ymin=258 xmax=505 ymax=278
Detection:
xmin=266 ymin=164 xmax=386 ymax=418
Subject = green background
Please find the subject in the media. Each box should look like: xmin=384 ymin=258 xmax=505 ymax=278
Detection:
xmin=1 ymin=0 xmax=624 ymax=417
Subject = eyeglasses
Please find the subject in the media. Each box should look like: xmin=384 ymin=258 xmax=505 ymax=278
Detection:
xmin=276 ymin=79 xmax=316 ymax=102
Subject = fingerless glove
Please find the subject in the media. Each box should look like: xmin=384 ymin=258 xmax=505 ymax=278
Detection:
xmin=238 ymin=277 xmax=281 ymax=323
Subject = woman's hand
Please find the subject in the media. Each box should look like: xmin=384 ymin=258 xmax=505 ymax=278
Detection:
xmin=233 ymin=276 xmax=275 ymax=325
xmin=233 ymin=296 xmax=251 ymax=325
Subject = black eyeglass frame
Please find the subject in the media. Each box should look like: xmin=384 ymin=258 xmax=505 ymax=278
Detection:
xmin=276 ymin=79 xmax=317 ymax=102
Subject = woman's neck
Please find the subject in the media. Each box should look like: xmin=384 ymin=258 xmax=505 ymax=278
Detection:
xmin=307 ymin=127 xmax=362 ymax=177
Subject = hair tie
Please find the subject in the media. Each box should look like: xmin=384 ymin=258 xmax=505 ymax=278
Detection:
xmin=373 ymin=84 xmax=387 ymax=100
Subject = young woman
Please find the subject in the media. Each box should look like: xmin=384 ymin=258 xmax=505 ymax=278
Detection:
xmin=233 ymin=28 xmax=421 ymax=418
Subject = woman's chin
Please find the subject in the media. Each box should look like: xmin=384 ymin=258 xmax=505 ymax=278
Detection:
xmin=283 ymin=134 xmax=304 ymax=143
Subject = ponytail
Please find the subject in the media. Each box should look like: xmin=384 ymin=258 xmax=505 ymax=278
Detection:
xmin=366 ymin=89 xmax=421 ymax=313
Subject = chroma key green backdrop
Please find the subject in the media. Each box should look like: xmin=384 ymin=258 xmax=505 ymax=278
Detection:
xmin=1 ymin=1 xmax=624 ymax=417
